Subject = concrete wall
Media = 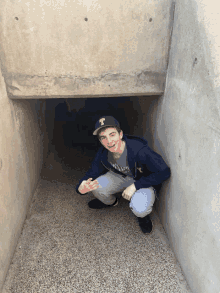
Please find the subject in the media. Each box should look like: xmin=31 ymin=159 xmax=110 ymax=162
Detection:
xmin=135 ymin=96 xmax=160 ymax=147
xmin=144 ymin=1 xmax=220 ymax=292
xmin=0 ymin=67 xmax=48 ymax=290
xmin=0 ymin=0 xmax=173 ymax=97
xmin=2 ymin=0 xmax=220 ymax=292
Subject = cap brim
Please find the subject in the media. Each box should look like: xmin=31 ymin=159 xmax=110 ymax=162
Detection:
xmin=93 ymin=125 xmax=115 ymax=135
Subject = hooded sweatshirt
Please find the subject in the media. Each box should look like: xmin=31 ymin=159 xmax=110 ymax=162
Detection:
xmin=75 ymin=134 xmax=171 ymax=197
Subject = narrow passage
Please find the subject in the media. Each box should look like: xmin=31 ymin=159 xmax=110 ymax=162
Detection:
xmin=3 ymin=146 xmax=191 ymax=293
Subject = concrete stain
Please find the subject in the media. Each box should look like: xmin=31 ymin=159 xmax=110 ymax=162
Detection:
xmin=136 ymin=71 xmax=166 ymax=88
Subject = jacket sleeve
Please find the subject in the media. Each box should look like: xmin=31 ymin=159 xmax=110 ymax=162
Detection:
xmin=134 ymin=146 xmax=171 ymax=191
xmin=75 ymin=148 xmax=106 ymax=194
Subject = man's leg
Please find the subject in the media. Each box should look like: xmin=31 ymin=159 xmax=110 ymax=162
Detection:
xmin=90 ymin=172 xmax=134 ymax=206
xmin=129 ymin=187 xmax=156 ymax=217
xmin=129 ymin=187 xmax=156 ymax=233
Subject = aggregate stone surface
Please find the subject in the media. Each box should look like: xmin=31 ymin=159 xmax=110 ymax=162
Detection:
xmin=2 ymin=146 xmax=192 ymax=293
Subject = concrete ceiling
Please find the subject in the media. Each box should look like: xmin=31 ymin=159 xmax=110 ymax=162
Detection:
xmin=0 ymin=0 xmax=173 ymax=98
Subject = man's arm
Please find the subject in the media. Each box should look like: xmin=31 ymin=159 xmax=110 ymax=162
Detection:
xmin=122 ymin=183 xmax=136 ymax=201
xmin=134 ymin=146 xmax=171 ymax=191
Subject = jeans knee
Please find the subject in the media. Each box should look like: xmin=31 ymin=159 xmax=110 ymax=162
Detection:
xmin=129 ymin=203 xmax=152 ymax=217
xmin=96 ymin=176 xmax=111 ymax=189
xmin=129 ymin=188 xmax=155 ymax=217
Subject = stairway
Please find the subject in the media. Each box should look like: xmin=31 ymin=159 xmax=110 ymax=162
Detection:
xmin=2 ymin=146 xmax=191 ymax=293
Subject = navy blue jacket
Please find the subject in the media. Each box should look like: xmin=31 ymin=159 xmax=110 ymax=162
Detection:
xmin=76 ymin=134 xmax=171 ymax=196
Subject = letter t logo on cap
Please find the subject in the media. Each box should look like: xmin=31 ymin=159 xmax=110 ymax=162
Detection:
xmin=99 ymin=118 xmax=105 ymax=125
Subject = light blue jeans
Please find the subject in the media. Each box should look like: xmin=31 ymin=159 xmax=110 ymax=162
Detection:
xmin=92 ymin=171 xmax=156 ymax=218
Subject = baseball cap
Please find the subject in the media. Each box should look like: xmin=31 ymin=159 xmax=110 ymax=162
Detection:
xmin=93 ymin=116 xmax=120 ymax=135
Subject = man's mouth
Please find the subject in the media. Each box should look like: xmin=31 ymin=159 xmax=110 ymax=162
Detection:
xmin=108 ymin=145 xmax=115 ymax=149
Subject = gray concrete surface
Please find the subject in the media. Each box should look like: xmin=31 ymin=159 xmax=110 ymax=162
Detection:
xmin=0 ymin=66 xmax=48 ymax=291
xmin=0 ymin=0 xmax=173 ymax=97
xmin=144 ymin=1 xmax=220 ymax=292
xmin=2 ymin=146 xmax=192 ymax=293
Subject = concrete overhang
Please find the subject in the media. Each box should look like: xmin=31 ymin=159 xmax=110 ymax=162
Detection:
xmin=0 ymin=0 xmax=173 ymax=98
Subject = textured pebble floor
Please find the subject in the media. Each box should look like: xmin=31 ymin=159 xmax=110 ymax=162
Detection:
xmin=2 ymin=146 xmax=192 ymax=293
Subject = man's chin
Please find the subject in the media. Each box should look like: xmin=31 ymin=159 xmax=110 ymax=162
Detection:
xmin=108 ymin=145 xmax=116 ymax=152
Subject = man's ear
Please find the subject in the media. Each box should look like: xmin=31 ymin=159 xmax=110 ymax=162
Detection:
xmin=120 ymin=130 xmax=123 ymax=139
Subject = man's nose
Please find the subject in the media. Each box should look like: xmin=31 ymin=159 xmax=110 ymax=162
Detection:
xmin=107 ymin=137 xmax=112 ymax=144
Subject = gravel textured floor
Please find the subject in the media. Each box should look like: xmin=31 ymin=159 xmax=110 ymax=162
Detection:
xmin=2 ymin=146 xmax=192 ymax=293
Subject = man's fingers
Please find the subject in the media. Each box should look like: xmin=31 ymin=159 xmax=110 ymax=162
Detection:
xmin=89 ymin=180 xmax=98 ymax=185
xmin=88 ymin=180 xmax=99 ymax=187
xmin=92 ymin=182 xmax=99 ymax=186
xmin=85 ymin=181 xmax=99 ymax=191
xmin=122 ymin=190 xmax=131 ymax=200
xmin=87 ymin=178 xmax=99 ymax=185
xmin=91 ymin=179 xmax=98 ymax=184
xmin=89 ymin=185 xmax=99 ymax=191
xmin=91 ymin=184 xmax=100 ymax=189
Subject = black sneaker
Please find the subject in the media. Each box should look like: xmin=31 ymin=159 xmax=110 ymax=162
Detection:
xmin=137 ymin=215 xmax=153 ymax=234
xmin=88 ymin=198 xmax=118 ymax=209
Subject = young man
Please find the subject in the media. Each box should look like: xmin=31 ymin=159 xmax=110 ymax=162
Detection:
xmin=76 ymin=116 xmax=171 ymax=234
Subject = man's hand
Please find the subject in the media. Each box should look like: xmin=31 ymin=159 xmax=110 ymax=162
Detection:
xmin=122 ymin=183 xmax=136 ymax=201
xmin=78 ymin=178 xmax=99 ymax=194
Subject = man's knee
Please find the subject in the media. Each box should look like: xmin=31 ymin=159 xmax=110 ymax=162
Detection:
xmin=91 ymin=175 xmax=117 ymax=205
xmin=130 ymin=204 xmax=153 ymax=217
xmin=129 ymin=188 xmax=155 ymax=217
xmin=93 ymin=173 xmax=124 ymax=196
xmin=92 ymin=175 xmax=112 ymax=197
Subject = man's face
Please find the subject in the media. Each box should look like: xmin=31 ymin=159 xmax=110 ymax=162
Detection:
xmin=99 ymin=127 xmax=123 ymax=153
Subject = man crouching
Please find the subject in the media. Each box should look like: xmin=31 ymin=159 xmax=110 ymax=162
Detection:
xmin=76 ymin=116 xmax=171 ymax=234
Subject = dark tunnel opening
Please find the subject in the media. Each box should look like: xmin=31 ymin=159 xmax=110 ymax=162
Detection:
xmin=45 ymin=96 xmax=159 ymax=168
